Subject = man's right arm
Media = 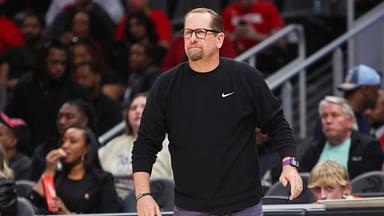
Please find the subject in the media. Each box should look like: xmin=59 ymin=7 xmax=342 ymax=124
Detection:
xmin=133 ymin=172 xmax=161 ymax=216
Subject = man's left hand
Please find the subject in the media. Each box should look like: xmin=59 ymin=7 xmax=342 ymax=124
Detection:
xmin=279 ymin=165 xmax=303 ymax=200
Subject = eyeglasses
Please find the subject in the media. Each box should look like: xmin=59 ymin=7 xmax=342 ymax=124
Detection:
xmin=182 ymin=28 xmax=220 ymax=39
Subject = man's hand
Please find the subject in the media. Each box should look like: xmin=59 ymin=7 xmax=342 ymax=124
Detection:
xmin=279 ymin=165 xmax=303 ymax=200
xmin=136 ymin=195 xmax=161 ymax=216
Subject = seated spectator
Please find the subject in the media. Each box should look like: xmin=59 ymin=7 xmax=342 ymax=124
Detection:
xmin=69 ymin=37 xmax=124 ymax=101
xmin=29 ymin=125 xmax=121 ymax=214
xmin=29 ymin=99 xmax=95 ymax=181
xmin=365 ymin=89 xmax=384 ymax=151
xmin=73 ymin=61 xmax=122 ymax=136
xmin=47 ymin=0 xmax=114 ymax=48
xmin=300 ymin=96 xmax=383 ymax=179
xmin=115 ymin=0 xmax=172 ymax=49
xmin=5 ymin=39 xmax=86 ymax=152
xmin=98 ymin=93 xmax=172 ymax=198
xmin=45 ymin=0 xmax=124 ymax=25
xmin=160 ymin=33 xmax=236 ymax=72
xmin=0 ymin=11 xmax=44 ymax=91
xmin=118 ymin=10 xmax=167 ymax=66
xmin=0 ymin=11 xmax=24 ymax=55
xmin=222 ymin=0 xmax=284 ymax=54
xmin=0 ymin=144 xmax=17 ymax=216
xmin=58 ymin=9 xmax=115 ymax=66
xmin=315 ymin=65 xmax=381 ymax=138
xmin=122 ymin=41 xmax=161 ymax=104
xmin=308 ymin=160 xmax=352 ymax=201
xmin=0 ymin=112 xmax=31 ymax=180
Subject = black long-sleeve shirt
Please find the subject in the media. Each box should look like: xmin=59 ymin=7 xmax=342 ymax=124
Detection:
xmin=132 ymin=58 xmax=296 ymax=212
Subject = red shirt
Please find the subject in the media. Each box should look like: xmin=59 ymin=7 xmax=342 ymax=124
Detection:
xmin=114 ymin=10 xmax=172 ymax=44
xmin=222 ymin=1 xmax=284 ymax=52
xmin=0 ymin=16 xmax=24 ymax=54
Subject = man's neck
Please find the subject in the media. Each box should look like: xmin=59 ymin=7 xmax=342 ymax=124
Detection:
xmin=328 ymin=132 xmax=352 ymax=145
xmin=189 ymin=56 xmax=220 ymax=73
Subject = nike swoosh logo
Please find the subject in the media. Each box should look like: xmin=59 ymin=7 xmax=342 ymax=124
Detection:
xmin=221 ymin=92 xmax=234 ymax=98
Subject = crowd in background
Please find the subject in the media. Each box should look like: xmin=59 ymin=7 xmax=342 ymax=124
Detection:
xmin=0 ymin=0 xmax=384 ymax=215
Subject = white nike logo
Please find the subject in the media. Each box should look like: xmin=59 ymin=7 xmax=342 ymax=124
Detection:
xmin=221 ymin=92 xmax=234 ymax=98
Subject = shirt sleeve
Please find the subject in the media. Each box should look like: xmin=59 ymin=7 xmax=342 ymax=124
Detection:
xmin=249 ymin=66 xmax=296 ymax=158
xmin=132 ymin=75 xmax=167 ymax=174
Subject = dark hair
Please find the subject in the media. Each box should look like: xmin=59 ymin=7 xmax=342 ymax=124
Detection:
xmin=69 ymin=37 xmax=108 ymax=70
xmin=124 ymin=92 xmax=148 ymax=135
xmin=74 ymin=60 xmax=102 ymax=75
xmin=63 ymin=98 xmax=97 ymax=133
xmin=23 ymin=10 xmax=45 ymax=28
xmin=61 ymin=125 xmax=101 ymax=171
xmin=130 ymin=41 xmax=154 ymax=61
xmin=35 ymin=38 xmax=68 ymax=79
xmin=124 ymin=11 xmax=158 ymax=45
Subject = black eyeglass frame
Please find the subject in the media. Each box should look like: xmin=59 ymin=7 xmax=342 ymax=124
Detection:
xmin=181 ymin=28 xmax=221 ymax=39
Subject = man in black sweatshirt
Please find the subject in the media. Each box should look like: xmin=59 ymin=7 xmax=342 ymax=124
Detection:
xmin=132 ymin=7 xmax=302 ymax=216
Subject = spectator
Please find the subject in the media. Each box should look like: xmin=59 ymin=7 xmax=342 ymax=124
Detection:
xmin=0 ymin=143 xmax=13 ymax=178
xmin=0 ymin=112 xmax=31 ymax=180
xmin=69 ymin=38 xmax=124 ymax=101
xmin=365 ymin=89 xmax=384 ymax=151
xmin=122 ymin=41 xmax=161 ymax=104
xmin=222 ymin=0 xmax=284 ymax=54
xmin=45 ymin=0 xmax=124 ymax=25
xmin=115 ymin=0 xmax=172 ymax=49
xmin=301 ymin=96 xmax=383 ymax=179
xmin=28 ymin=125 xmax=121 ymax=214
xmin=47 ymin=0 xmax=114 ymax=47
xmin=5 ymin=39 xmax=86 ymax=153
xmin=314 ymin=65 xmax=381 ymax=139
xmin=120 ymin=11 xmax=167 ymax=66
xmin=58 ymin=9 xmax=115 ymax=66
xmin=0 ymin=144 xmax=17 ymax=216
xmin=98 ymin=93 xmax=172 ymax=198
xmin=308 ymin=160 xmax=352 ymax=201
xmin=29 ymin=99 xmax=95 ymax=181
xmin=73 ymin=61 xmax=122 ymax=136
xmin=0 ymin=4 xmax=24 ymax=55
xmin=337 ymin=65 xmax=381 ymax=134
xmin=0 ymin=11 xmax=44 ymax=91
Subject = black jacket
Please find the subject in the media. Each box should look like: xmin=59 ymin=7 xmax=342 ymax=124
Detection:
xmin=300 ymin=130 xmax=383 ymax=179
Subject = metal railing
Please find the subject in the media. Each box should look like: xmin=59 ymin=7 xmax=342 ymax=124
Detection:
xmin=263 ymin=1 xmax=384 ymax=139
xmin=235 ymin=24 xmax=307 ymax=137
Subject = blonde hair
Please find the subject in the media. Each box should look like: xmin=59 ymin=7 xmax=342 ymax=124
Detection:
xmin=0 ymin=144 xmax=13 ymax=178
xmin=308 ymin=160 xmax=350 ymax=189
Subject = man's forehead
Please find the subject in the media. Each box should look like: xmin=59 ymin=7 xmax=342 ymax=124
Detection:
xmin=185 ymin=13 xmax=212 ymax=27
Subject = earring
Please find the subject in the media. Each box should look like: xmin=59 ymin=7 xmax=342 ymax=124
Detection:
xmin=81 ymin=154 xmax=85 ymax=161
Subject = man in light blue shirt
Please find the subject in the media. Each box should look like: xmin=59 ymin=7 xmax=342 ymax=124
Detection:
xmin=300 ymin=96 xmax=383 ymax=179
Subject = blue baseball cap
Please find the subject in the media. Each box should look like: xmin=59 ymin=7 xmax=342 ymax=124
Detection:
xmin=337 ymin=65 xmax=381 ymax=91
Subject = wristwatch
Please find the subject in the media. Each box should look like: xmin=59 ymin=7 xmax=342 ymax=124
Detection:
xmin=282 ymin=157 xmax=299 ymax=168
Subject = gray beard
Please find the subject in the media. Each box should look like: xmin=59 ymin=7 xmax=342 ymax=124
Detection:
xmin=188 ymin=50 xmax=203 ymax=61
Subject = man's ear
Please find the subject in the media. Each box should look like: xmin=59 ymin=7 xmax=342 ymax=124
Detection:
xmin=216 ymin=32 xmax=225 ymax=49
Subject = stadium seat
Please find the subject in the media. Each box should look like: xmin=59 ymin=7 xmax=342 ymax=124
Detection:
xmin=15 ymin=180 xmax=35 ymax=198
xmin=264 ymin=173 xmax=315 ymax=204
xmin=351 ymin=171 xmax=384 ymax=193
